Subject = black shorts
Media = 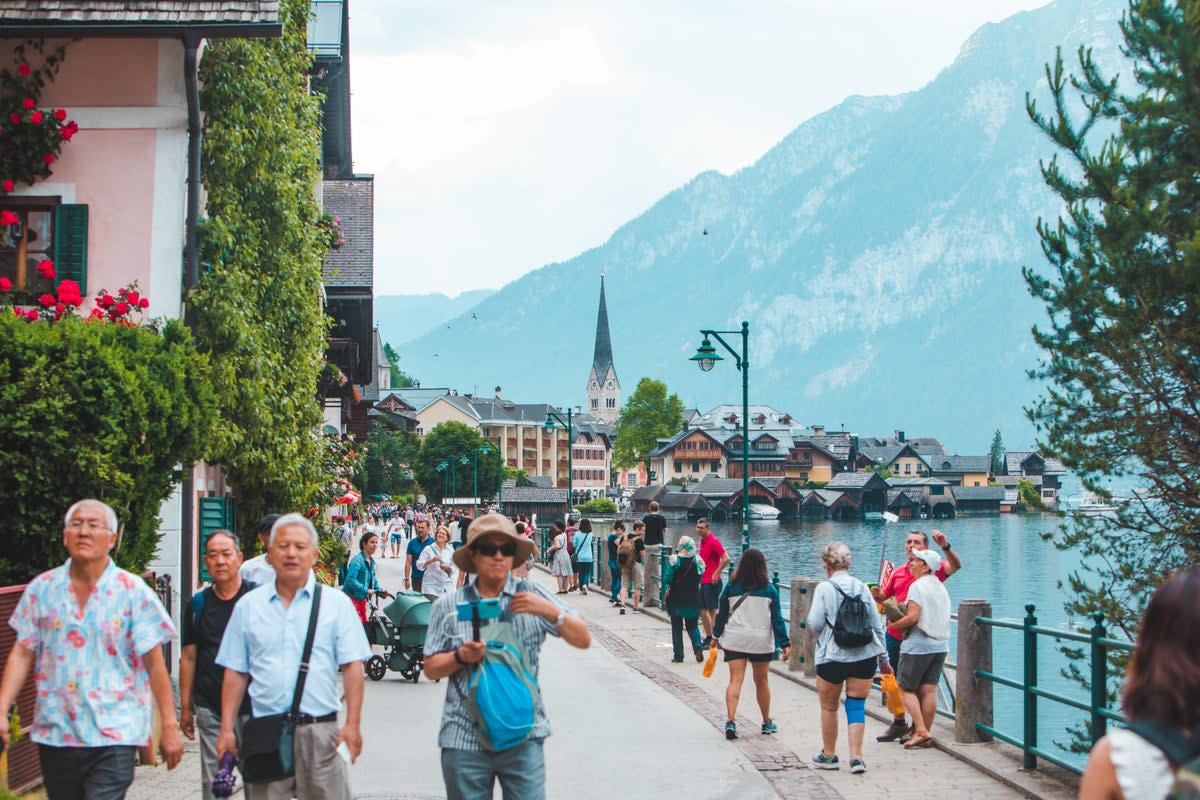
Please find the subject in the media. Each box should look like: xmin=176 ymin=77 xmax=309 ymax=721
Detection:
xmin=816 ymin=656 xmax=877 ymax=684
xmin=701 ymin=581 xmax=723 ymax=610
xmin=898 ymin=651 xmax=947 ymax=691
xmin=723 ymin=649 xmax=774 ymax=663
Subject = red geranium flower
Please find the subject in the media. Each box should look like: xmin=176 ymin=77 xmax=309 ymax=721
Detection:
xmin=57 ymin=279 xmax=81 ymax=304
xmin=30 ymin=111 xmax=43 ymax=125
xmin=0 ymin=210 xmax=17 ymax=226
xmin=1 ymin=180 xmax=13 ymax=192
xmin=126 ymin=290 xmax=140 ymax=304
xmin=114 ymin=301 xmax=130 ymax=315
xmin=37 ymin=260 xmax=55 ymax=280
xmin=97 ymin=294 xmax=114 ymax=309
xmin=21 ymin=98 xmax=34 ymax=110
xmin=54 ymin=109 xmax=67 ymax=122
xmin=25 ymin=309 xmax=37 ymax=321
xmin=0 ymin=277 xmax=11 ymax=292
xmin=38 ymin=293 xmax=55 ymax=307
xmin=42 ymin=154 xmax=55 ymax=165
xmin=88 ymin=308 xmax=104 ymax=320
xmin=8 ymin=113 xmax=20 ymax=125
xmin=138 ymin=298 xmax=150 ymax=309
xmin=17 ymin=64 xmax=30 ymax=77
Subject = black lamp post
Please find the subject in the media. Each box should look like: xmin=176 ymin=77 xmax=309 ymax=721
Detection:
xmin=691 ymin=321 xmax=751 ymax=553
xmin=543 ymin=407 xmax=574 ymax=517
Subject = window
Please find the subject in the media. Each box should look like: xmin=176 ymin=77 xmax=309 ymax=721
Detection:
xmin=591 ymin=399 xmax=598 ymax=409
xmin=606 ymin=398 xmax=616 ymax=408
xmin=674 ymin=462 xmax=682 ymax=473
xmin=0 ymin=201 xmax=87 ymax=295
xmin=626 ymin=473 xmax=637 ymax=487
xmin=710 ymin=461 xmax=718 ymax=472
xmin=691 ymin=462 xmax=700 ymax=472
xmin=904 ymin=463 xmax=912 ymax=474
xmin=931 ymin=485 xmax=944 ymax=495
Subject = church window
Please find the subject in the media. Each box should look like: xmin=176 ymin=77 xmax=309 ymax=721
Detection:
xmin=591 ymin=399 xmax=598 ymax=409
xmin=606 ymin=398 xmax=616 ymax=408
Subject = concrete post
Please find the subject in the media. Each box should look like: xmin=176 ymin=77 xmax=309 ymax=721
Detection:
xmin=789 ymin=577 xmax=820 ymax=676
xmin=955 ymin=599 xmax=994 ymax=744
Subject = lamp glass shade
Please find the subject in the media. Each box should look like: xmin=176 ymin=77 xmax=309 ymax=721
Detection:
xmin=690 ymin=337 xmax=722 ymax=372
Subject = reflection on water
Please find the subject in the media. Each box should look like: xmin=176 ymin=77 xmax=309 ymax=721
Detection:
xmin=669 ymin=514 xmax=1098 ymax=768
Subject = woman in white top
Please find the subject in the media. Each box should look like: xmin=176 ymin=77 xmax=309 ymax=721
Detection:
xmin=1079 ymin=568 xmax=1200 ymax=800
xmin=547 ymin=521 xmax=572 ymax=593
xmin=414 ymin=525 xmax=456 ymax=601
xmin=891 ymin=548 xmax=951 ymax=750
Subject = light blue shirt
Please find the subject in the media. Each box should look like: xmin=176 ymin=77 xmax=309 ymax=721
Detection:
xmin=216 ymin=573 xmax=370 ymax=718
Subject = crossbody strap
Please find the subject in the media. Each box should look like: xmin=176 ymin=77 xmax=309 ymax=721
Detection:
xmin=289 ymin=585 xmax=323 ymax=720
xmin=728 ymin=591 xmax=750 ymax=618
xmin=1127 ymin=720 xmax=1200 ymax=767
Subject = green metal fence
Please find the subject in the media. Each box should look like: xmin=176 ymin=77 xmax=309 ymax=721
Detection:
xmin=973 ymin=605 xmax=1132 ymax=773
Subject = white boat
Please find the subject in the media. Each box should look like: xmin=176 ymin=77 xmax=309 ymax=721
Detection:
xmin=1072 ymin=494 xmax=1122 ymax=515
xmin=746 ymin=504 xmax=781 ymax=520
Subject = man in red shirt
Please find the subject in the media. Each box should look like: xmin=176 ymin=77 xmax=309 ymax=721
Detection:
xmin=869 ymin=528 xmax=960 ymax=742
xmin=696 ymin=518 xmax=730 ymax=647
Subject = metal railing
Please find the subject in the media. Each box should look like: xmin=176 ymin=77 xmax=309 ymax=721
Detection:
xmin=972 ymin=605 xmax=1131 ymax=773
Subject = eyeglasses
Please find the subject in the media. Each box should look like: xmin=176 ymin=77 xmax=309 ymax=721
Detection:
xmin=473 ymin=540 xmax=517 ymax=558
xmin=67 ymin=519 xmax=110 ymax=532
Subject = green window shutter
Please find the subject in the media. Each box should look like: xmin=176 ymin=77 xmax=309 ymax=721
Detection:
xmin=198 ymin=496 xmax=231 ymax=584
xmin=53 ymin=203 xmax=88 ymax=293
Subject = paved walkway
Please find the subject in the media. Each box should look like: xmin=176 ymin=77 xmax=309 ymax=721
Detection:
xmin=127 ymin=554 xmax=1077 ymax=800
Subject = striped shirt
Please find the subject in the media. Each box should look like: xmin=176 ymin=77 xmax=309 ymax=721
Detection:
xmin=423 ymin=575 xmax=573 ymax=750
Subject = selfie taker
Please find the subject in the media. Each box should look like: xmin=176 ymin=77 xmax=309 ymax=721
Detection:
xmin=424 ymin=513 xmax=590 ymax=800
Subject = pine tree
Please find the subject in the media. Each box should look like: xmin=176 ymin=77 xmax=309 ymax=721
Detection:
xmin=1024 ymin=0 xmax=1200 ymax=640
xmin=988 ymin=429 xmax=1005 ymax=477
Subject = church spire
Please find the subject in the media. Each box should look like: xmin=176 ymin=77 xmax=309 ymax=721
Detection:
xmin=592 ymin=274 xmax=614 ymax=378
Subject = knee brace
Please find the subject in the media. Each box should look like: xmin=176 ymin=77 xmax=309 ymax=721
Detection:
xmin=845 ymin=695 xmax=867 ymax=725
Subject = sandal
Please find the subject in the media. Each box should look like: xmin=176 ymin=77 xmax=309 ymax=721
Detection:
xmin=904 ymin=734 xmax=934 ymax=749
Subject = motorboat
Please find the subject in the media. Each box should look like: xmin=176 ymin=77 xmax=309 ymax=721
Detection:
xmin=746 ymin=504 xmax=782 ymax=520
xmin=1072 ymin=494 xmax=1122 ymax=515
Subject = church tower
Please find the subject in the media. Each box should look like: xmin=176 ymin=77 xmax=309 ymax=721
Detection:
xmin=586 ymin=275 xmax=621 ymax=425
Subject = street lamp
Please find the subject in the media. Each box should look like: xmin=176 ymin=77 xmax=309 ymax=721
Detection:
xmin=691 ymin=320 xmax=751 ymax=553
xmin=543 ymin=407 xmax=574 ymax=518
xmin=481 ymin=442 xmax=502 ymax=510
xmin=435 ymin=460 xmax=449 ymax=501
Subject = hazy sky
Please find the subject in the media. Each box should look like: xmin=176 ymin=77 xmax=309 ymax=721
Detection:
xmin=350 ymin=1 xmax=1050 ymax=297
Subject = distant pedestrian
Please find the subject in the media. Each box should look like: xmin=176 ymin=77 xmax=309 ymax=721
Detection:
xmin=616 ymin=521 xmax=646 ymax=614
xmin=180 ymin=530 xmax=256 ymax=800
xmin=696 ymin=518 xmax=730 ymax=645
xmin=1079 ymin=568 xmax=1200 ymax=800
xmin=423 ymin=514 xmax=591 ymax=800
xmin=548 ymin=521 xmax=571 ymax=593
xmin=343 ymin=531 xmax=390 ymax=622
xmin=712 ymin=548 xmax=790 ymax=740
xmin=606 ymin=521 xmax=625 ymax=605
xmin=0 ymin=499 xmax=183 ymax=798
xmin=805 ymin=542 xmax=890 ymax=773
xmin=512 ymin=522 xmax=533 ymax=579
xmin=216 ymin=513 xmax=371 ymax=800
xmin=642 ymin=501 xmax=668 ymax=547
xmin=572 ymin=518 xmax=595 ymax=594
xmin=663 ymin=535 xmax=705 ymax=663
xmin=564 ymin=516 xmax=580 ymax=592
xmin=385 ymin=515 xmax=405 ymax=558
xmin=405 ymin=518 xmax=432 ymax=593
xmin=416 ymin=526 xmax=458 ymax=601
xmin=240 ymin=513 xmax=281 ymax=586
xmin=891 ymin=548 xmax=951 ymax=750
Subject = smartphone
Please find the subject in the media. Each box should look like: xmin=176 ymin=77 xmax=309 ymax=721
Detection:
xmin=336 ymin=741 xmax=352 ymax=764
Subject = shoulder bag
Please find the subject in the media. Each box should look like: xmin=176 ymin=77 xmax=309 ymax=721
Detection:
xmin=240 ymin=585 xmax=323 ymax=784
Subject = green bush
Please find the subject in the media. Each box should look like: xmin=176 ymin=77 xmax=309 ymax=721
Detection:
xmin=577 ymin=497 xmax=617 ymax=515
xmin=0 ymin=314 xmax=213 ymax=582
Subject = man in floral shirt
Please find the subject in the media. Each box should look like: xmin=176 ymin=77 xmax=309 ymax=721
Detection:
xmin=0 ymin=499 xmax=181 ymax=799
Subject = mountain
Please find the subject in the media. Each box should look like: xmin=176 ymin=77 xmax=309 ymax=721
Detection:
xmin=375 ymin=290 xmax=494 ymax=348
xmin=391 ymin=0 xmax=1127 ymax=453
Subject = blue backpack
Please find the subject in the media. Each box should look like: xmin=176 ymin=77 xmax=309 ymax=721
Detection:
xmin=464 ymin=587 xmax=544 ymax=751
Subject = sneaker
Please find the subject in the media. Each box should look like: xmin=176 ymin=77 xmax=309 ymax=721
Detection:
xmin=725 ymin=721 xmax=738 ymax=740
xmin=671 ymin=657 xmax=684 ymax=663
xmin=694 ymin=647 xmax=705 ymax=663
xmin=631 ymin=608 xmax=642 ymax=614
xmin=812 ymin=752 xmax=839 ymax=770
xmin=876 ymin=719 xmax=909 ymax=742
xmin=849 ymin=758 xmax=866 ymax=774
xmin=762 ymin=720 xmax=778 ymax=735
xmin=580 ymin=587 xmax=587 ymax=595
xmin=898 ymin=724 xmax=917 ymax=745
xmin=619 ymin=606 xmax=626 ymax=615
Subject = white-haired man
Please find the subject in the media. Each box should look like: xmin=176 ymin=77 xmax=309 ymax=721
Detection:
xmin=0 ymin=499 xmax=182 ymax=799
xmin=216 ymin=513 xmax=370 ymax=800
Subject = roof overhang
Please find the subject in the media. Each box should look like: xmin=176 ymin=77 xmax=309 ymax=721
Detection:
xmin=0 ymin=21 xmax=282 ymax=38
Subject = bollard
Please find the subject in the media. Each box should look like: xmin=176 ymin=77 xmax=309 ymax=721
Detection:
xmin=1090 ymin=612 xmax=1108 ymax=744
xmin=789 ymin=577 xmax=819 ymax=676
xmin=955 ymin=599 xmax=994 ymax=744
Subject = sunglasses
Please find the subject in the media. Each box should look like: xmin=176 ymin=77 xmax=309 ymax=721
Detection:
xmin=473 ymin=540 xmax=517 ymax=558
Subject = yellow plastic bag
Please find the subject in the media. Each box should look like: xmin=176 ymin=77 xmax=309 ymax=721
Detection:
xmin=880 ymin=673 xmax=905 ymax=717
xmin=702 ymin=644 xmax=719 ymax=678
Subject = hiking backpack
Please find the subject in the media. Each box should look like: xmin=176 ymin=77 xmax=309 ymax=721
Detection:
xmin=830 ymin=582 xmax=874 ymax=648
xmin=1127 ymin=720 xmax=1200 ymax=800
xmin=616 ymin=534 xmax=637 ymax=566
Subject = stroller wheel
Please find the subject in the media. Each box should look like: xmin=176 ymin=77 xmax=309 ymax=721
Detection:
xmin=365 ymin=655 xmax=387 ymax=681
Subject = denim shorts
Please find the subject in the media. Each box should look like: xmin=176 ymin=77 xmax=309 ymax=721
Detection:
xmin=700 ymin=581 xmax=723 ymax=610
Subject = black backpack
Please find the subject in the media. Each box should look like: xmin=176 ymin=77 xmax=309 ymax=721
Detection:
xmin=830 ymin=582 xmax=874 ymax=648
xmin=1127 ymin=720 xmax=1200 ymax=800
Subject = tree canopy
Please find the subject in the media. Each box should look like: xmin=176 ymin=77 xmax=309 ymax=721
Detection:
xmin=612 ymin=378 xmax=685 ymax=469
xmin=413 ymin=421 xmax=500 ymax=504
xmin=1024 ymin=0 xmax=1200 ymax=638
xmin=365 ymin=420 xmax=420 ymax=497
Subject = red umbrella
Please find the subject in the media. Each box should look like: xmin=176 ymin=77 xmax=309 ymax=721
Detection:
xmin=335 ymin=490 xmax=361 ymax=505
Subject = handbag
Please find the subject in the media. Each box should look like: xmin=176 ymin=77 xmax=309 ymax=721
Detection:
xmin=240 ymin=585 xmax=323 ymax=784
xmin=662 ymin=556 xmax=694 ymax=607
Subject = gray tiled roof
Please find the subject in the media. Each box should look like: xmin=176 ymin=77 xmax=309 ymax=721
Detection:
xmin=858 ymin=436 xmax=945 ymax=455
xmin=0 ymin=0 xmax=279 ymax=26
xmin=952 ymin=486 xmax=1005 ymax=501
xmin=630 ymin=485 xmax=667 ymax=502
xmin=692 ymin=476 xmax=745 ymax=497
xmin=658 ymin=492 xmax=711 ymax=510
xmin=322 ymin=178 xmax=374 ymax=289
xmin=1004 ymin=452 xmax=1067 ymax=476
xmin=500 ymin=486 xmax=567 ymax=503
xmin=826 ymin=472 xmax=881 ymax=490
xmin=886 ymin=476 xmax=949 ymax=487
xmin=931 ymin=455 xmax=991 ymax=473
xmin=814 ymin=489 xmax=857 ymax=507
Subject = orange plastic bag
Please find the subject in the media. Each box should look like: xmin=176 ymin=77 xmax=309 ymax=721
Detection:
xmin=702 ymin=644 xmax=719 ymax=677
xmin=880 ymin=673 xmax=905 ymax=716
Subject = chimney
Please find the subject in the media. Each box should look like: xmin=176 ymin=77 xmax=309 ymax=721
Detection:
xmin=812 ymin=424 xmax=825 ymax=435
xmin=898 ymin=430 xmax=906 ymax=443
xmin=494 ymin=386 xmax=502 ymax=398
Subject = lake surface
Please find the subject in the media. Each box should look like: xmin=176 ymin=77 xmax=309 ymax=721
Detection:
xmin=661 ymin=513 xmax=1104 ymax=768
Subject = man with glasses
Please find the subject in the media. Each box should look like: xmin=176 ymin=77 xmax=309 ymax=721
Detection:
xmin=424 ymin=514 xmax=591 ymax=800
xmin=0 ymin=499 xmax=183 ymax=798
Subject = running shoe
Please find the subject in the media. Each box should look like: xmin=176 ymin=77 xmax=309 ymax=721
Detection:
xmin=725 ymin=721 xmax=738 ymax=740
xmin=762 ymin=720 xmax=778 ymax=735
xmin=618 ymin=605 xmax=626 ymax=615
xmin=812 ymin=752 xmax=840 ymax=770
xmin=877 ymin=719 xmax=909 ymax=742
xmin=849 ymin=758 xmax=866 ymax=774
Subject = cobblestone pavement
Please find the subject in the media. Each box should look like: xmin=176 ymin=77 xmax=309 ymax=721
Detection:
xmin=124 ymin=556 xmax=1076 ymax=800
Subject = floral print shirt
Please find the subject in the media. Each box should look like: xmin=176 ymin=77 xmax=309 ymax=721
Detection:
xmin=8 ymin=558 xmax=175 ymax=747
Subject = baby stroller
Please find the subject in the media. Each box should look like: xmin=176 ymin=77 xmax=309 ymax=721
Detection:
xmin=364 ymin=591 xmax=432 ymax=682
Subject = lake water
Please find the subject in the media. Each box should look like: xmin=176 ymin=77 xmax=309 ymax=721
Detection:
xmin=662 ymin=513 xmax=1104 ymax=768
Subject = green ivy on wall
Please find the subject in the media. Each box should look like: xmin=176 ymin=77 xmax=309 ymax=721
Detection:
xmin=0 ymin=314 xmax=214 ymax=583
xmin=190 ymin=0 xmax=331 ymax=539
